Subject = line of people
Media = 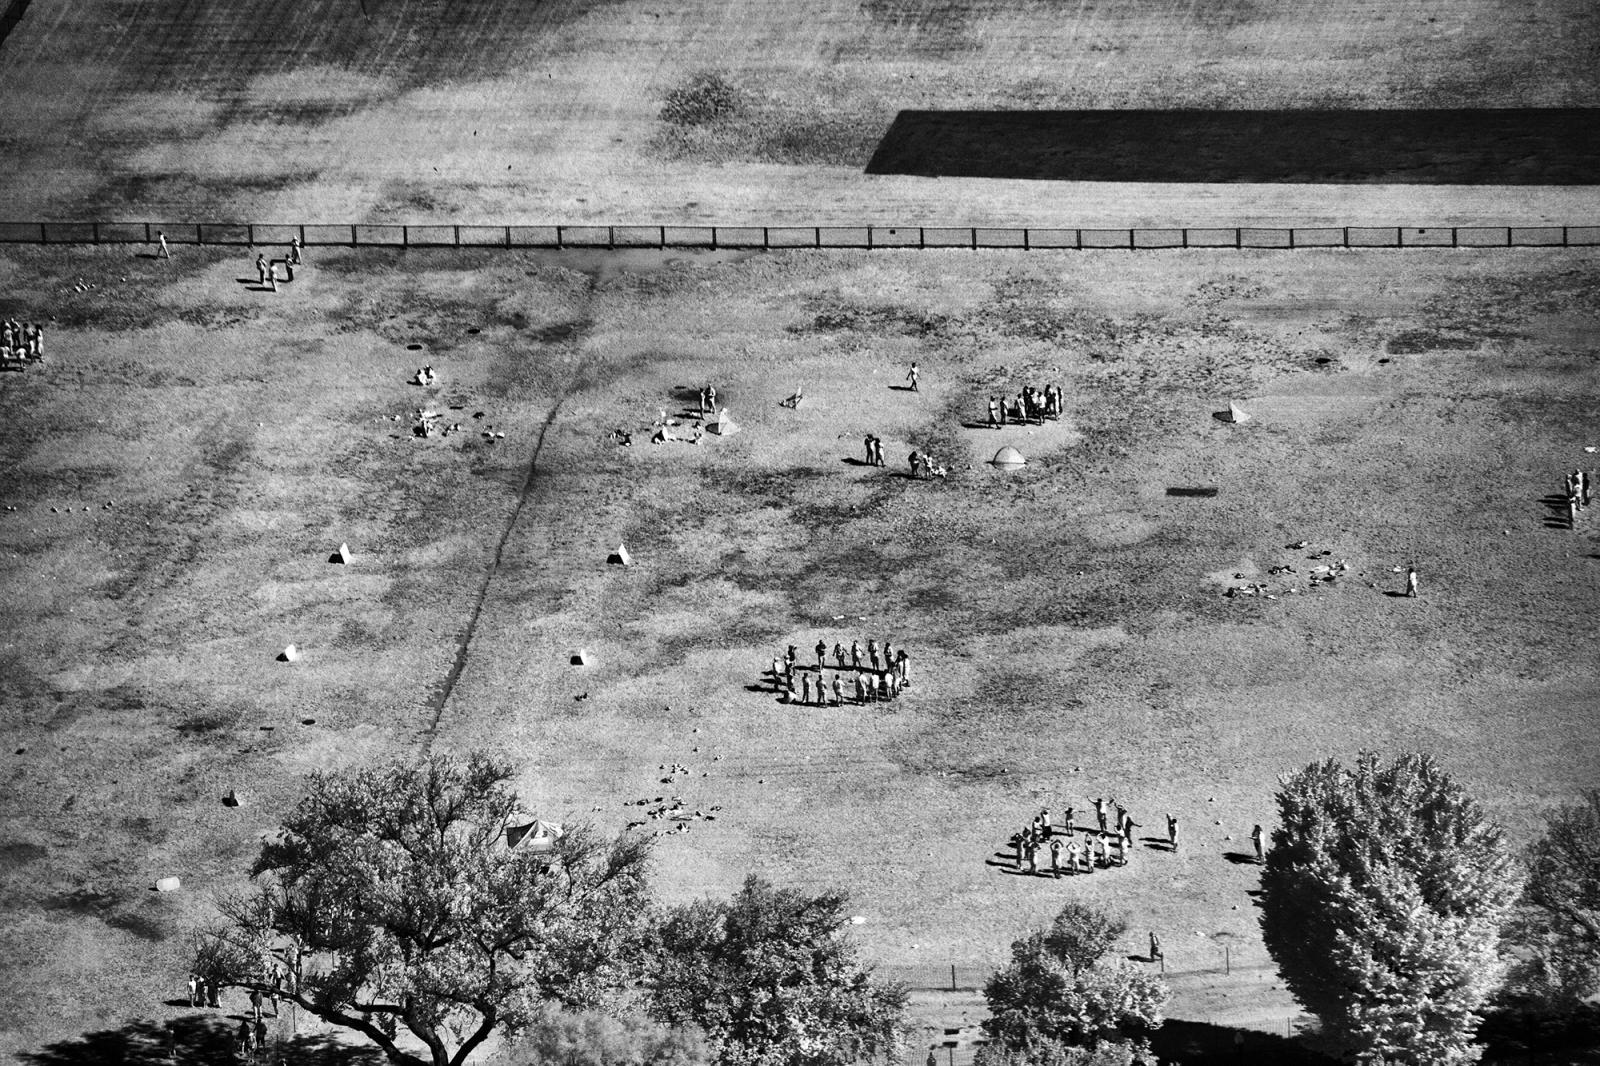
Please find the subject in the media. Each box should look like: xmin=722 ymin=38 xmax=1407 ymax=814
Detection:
xmin=767 ymin=639 xmax=912 ymax=706
xmin=1 ymin=318 xmax=44 ymax=367
xmin=1559 ymin=467 xmax=1593 ymax=527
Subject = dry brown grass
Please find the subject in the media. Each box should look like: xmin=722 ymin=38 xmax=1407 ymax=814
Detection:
xmin=1 ymin=243 xmax=1597 ymax=1062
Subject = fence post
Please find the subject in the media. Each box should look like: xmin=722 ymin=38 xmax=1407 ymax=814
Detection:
xmin=1127 ymin=229 xmax=1134 ymax=250
xmin=951 ymin=965 xmax=956 ymax=991
xmin=1287 ymin=228 xmax=1295 ymax=250
xmin=1074 ymin=228 xmax=1082 ymax=250
xmin=504 ymin=226 xmax=511 ymax=249
xmin=1451 ymin=227 xmax=1458 ymax=248
xmin=298 ymin=224 xmax=305 ymax=249
xmin=402 ymin=225 xmax=409 ymax=249
xmin=555 ymin=225 xmax=563 ymax=249
xmin=813 ymin=226 xmax=820 ymax=249
xmin=1506 ymin=227 xmax=1513 ymax=247
xmin=762 ymin=226 xmax=768 ymax=250
xmin=660 ymin=225 xmax=667 ymax=250
xmin=453 ymin=225 xmax=460 ymax=247
xmin=1397 ymin=226 xmax=1404 ymax=248
xmin=143 ymin=222 xmax=151 ymax=244
xmin=969 ymin=227 xmax=977 ymax=250
xmin=919 ymin=227 xmax=925 ymax=249
xmin=1563 ymin=226 xmax=1569 ymax=247
xmin=1181 ymin=228 xmax=1189 ymax=249
xmin=92 ymin=222 xmax=100 ymax=245
xmin=1022 ymin=228 xmax=1030 ymax=251
xmin=1235 ymin=228 xmax=1242 ymax=250
xmin=350 ymin=225 xmax=358 ymax=248
xmin=867 ymin=227 xmax=874 ymax=250
xmin=711 ymin=226 xmax=718 ymax=250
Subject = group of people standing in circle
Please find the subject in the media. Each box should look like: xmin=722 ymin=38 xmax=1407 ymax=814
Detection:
xmin=767 ymin=638 xmax=911 ymax=706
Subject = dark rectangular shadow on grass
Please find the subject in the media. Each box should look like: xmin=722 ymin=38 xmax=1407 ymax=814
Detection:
xmin=864 ymin=109 xmax=1600 ymax=184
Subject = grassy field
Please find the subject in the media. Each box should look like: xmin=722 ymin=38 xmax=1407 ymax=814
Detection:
xmin=0 ymin=242 xmax=1596 ymax=1063
xmin=2 ymin=0 xmax=1599 ymax=225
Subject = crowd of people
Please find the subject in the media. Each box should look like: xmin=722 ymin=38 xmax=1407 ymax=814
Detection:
xmin=987 ymin=381 xmax=1064 ymax=428
xmin=1002 ymin=799 xmax=1268 ymax=880
xmin=766 ymin=639 xmax=911 ymax=706
xmin=1 ymin=318 xmax=44 ymax=368
xmin=186 ymin=968 xmax=289 ymax=1057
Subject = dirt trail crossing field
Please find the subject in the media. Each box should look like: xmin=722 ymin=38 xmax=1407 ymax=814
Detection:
xmin=0 ymin=243 xmax=1596 ymax=1062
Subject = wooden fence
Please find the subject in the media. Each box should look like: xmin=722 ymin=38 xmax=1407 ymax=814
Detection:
xmin=1 ymin=221 xmax=1596 ymax=251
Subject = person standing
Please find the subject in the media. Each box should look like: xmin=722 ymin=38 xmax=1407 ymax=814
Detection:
xmin=784 ymin=645 xmax=796 ymax=679
xmin=1581 ymin=469 xmax=1592 ymax=508
xmin=771 ymin=657 xmax=785 ymax=692
xmin=706 ymin=384 xmax=717 ymax=410
xmin=1111 ymin=833 xmax=1126 ymax=866
xmin=1149 ymin=932 xmax=1163 ymax=962
xmin=868 ymin=639 xmax=880 ymax=670
xmin=850 ymin=640 xmax=862 ymax=669
xmin=1405 ymin=567 xmax=1419 ymax=598
xmin=1025 ymin=839 xmax=1038 ymax=876
xmin=1049 ymin=837 xmax=1062 ymax=878
xmin=250 ymin=987 xmax=263 ymax=1021
xmin=1251 ymin=824 xmax=1265 ymax=863
xmin=187 ymin=972 xmax=201 ymax=1007
xmin=255 ymin=1016 xmax=268 ymax=1054
xmin=1093 ymin=797 xmax=1108 ymax=833
xmin=1066 ymin=836 xmax=1081 ymax=875
xmin=834 ymin=642 xmax=846 ymax=669
xmin=1013 ymin=833 xmax=1024 ymax=871
xmin=1063 ymin=805 xmax=1074 ymax=834
xmin=864 ymin=434 xmax=875 ymax=464
xmin=800 ymin=672 xmax=812 ymax=706
xmin=988 ymin=396 xmax=1001 ymax=428
xmin=207 ymin=977 xmax=220 ymax=1008
xmin=288 ymin=235 xmax=303 ymax=266
xmin=814 ymin=639 xmax=827 ymax=669
xmin=853 ymin=674 xmax=866 ymax=704
xmin=831 ymin=674 xmax=844 ymax=707
xmin=1121 ymin=810 xmax=1135 ymax=845
xmin=1114 ymin=803 xmax=1127 ymax=838
xmin=237 ymin=1020 xmax=254 ymax=1055
xmin=883 ymin=639 xmax=894 ymax=667
xmin=896 ymin=649 xmax=909 ymax=684
xmin=1166 ymin=813 xmax=1179 ymax=851
xmin=255 ymin=253 xmax=270 ymax=287
xmin=1038 ymin=807 xmax=1052 ymax=839
xmin=906 ymin=362 xmax=920 ymax=391
xmin=156 ymin=231 xmax=170 ymax=259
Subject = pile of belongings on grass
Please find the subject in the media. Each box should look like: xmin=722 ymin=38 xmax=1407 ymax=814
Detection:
xmin=410 ymin=365 xmax=437 ymax=386
xmin=1 ymin=319 xmax=44 ymax=371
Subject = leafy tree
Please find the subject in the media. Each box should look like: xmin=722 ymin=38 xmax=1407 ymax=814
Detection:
xmin=978 ymin=902 xmax=1166 ymax=1065
xmin=646 ymin=875 xmax=907 ymax=1066
xmin=193 ymin=753 xmax=653 ymax=1066
xmin=1507 ymin=789 xmax=1600 ymax=1006
xmin=1260 ymin=752 xmax=1522 ymax=1066
xmin=504 ymin=1008 xmax=709 ymax=1066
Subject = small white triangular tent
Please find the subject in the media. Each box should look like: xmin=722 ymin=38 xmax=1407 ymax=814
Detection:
xmin=708 ymin=409 xmax=739 ymax=436
xmin=607 ymin=543 xmax=632 ymax=566
xmin=570 ymin=651 xmax=589 ymax=666
xmin=277 ymin=644 xmax=300 ymax=662
xmin=329 ymin=543 xmax=351 ymax=564
xmin=992 ymin=446 xmax=1026 ymax=469
xmin=1220 ymin=403 xmax=1251 ymax=424
xmin=506 ymin=819 xmax=565 ymax=850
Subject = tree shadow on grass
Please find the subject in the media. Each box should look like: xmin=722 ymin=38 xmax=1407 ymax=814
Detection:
xmin=1150 ymin=1018 xmax=1337 ymax=1065
xmin=18 ymin=1014 xmax=385 ymax=1066
xmin=1478 ymin=1004 xmax=1600 ymax=1065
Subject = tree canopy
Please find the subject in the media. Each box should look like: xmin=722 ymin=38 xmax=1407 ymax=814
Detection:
xmin=194 ymin=753 xmax=653 ymax=1066
xmin=1508 ymin=788 xmax=1600 ymax=1006
xmin=646 ymin=875 xmax=907 ymax=1066
xmin=1260 ymin=752 xmax=1522 ymax=1065
xmin=977 ymin=901 xmax=1166 ymax=1066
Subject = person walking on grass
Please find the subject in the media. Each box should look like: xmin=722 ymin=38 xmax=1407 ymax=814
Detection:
xmin=255 ymin=253 xmax=270 ymax=287
xmin=1149 ymin=932 xmax=1163 ymax=963
xmin=1251 ymin=823 xmax=1265 ymax=863
xmin=1405 ymin=566 xmax=1419 ymax=598
xmin=1166 ymin=813 xmax=1179 ymax=851
xmin=288 ymin=235 xmax=303 ymax=266
xmin=156 ymin=231 xmax=170 ymax=259
xmin=906 ymin=362 xmax=920 ymax=392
